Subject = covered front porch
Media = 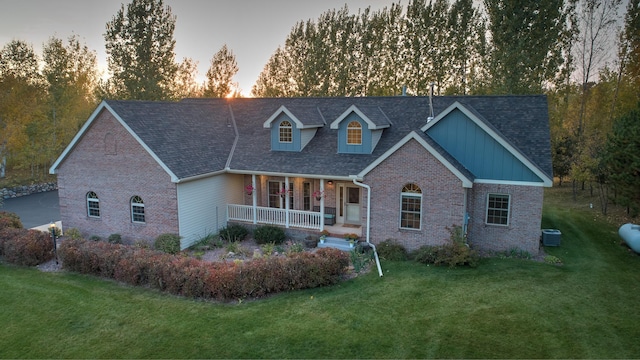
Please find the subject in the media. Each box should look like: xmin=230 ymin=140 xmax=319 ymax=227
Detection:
xmin=227 ymin=204 xmax=362 ymax=237
xmin=226 ymin=174 xmax=365 ymax=237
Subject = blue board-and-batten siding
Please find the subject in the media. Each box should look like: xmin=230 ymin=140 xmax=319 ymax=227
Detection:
xmin=270 ymin=114 xmax=301 ymax=151
xmin=337 ymin=114 xmax=372 ymax=154
xmin=427 ymin=109 xmax=543 ymax=182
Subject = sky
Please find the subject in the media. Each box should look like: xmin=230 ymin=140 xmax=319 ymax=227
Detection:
xmin=0 ymin=0 xmax=393 ymax=96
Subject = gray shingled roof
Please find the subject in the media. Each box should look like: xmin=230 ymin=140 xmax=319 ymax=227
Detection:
xmin=107 ymin=96 xmax=551 ymax=182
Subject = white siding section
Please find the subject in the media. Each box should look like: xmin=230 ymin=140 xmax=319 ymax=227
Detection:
xmin=177 ymin=174 xmax=244 ymax=249
xmin=300 ymin=128 xmax=318 ymax=150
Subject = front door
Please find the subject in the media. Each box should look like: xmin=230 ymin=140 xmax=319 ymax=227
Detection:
xmin=337 ymin=183 xmax=361 ymax=225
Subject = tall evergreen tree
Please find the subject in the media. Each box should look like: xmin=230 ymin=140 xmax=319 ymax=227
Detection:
xmin=104 ymin=0 xmax=178 ymax=100
xmin=604 ymin=104 xmax=640 ymax=215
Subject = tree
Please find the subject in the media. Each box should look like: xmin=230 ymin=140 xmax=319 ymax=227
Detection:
xmin=104 ymin=0 xmax=178 ymax=100
xmin=42 ymin=35 xmax=99 ymax=158
xmin=203 ymin=45 xmax=239 ymax=98
xmin=447 ymin=0 xmax=487 ymax=94
xmin=483 ymin=0 xmax=571 ymax=94
xmin=172 ymin=57 xmax=202 ymax=99
xmin=0 ymin=40 xmax=47 ymax=177
xmin=604 ymin=104 xmax=640 ymax=216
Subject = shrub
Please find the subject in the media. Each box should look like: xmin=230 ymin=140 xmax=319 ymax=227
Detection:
xmin=412 ymin=242 xmax=479 ymax=268
xmin=58 ymin=239 xmax=350 ymax=302
xmin=254 ymin=225 xmax=285 ymax=245
xmin=89 ymin=235 xmax=101 ymax=241
xmin=544 ymin=255 xmax=562 ymax=265
xmin=376 ymin=239 xmax=408 ymax=261
xmin=1 ymin=228 xmax=53 ymax=266
xmin=64 ymin=228 xmax=82 ymax=240
xmin=218 ymin=224 xmax=248 ymax=242
xmin=154 ymin=233 xmax=181 ymax=254
xmin=108 ymin=233 xmax=122 ymax=244
xmin=0 ymin=211 xmax=23 ymax=230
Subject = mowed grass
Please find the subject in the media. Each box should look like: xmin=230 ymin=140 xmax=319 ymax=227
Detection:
xmin=1 ymin=186 xmax=640 ymax=358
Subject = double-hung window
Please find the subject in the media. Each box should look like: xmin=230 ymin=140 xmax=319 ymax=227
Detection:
xmin=400 ymin=183 xmax=422 ymax=229
xmin=486 ymin=193 xmax=510 ymax=226
xmin=131 ymin=195 xmax=145 ymax=223
xmin=87 ymin=191 xmax=100 ymax=218
xmin=279 ymin=120 xmax=292 ymax=143
xmin=346 ymin=121 xmax=362 ymax=145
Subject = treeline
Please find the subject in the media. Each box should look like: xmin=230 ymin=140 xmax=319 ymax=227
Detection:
xmin=0 ymin=0 xmax=638 ymax=214
xmin=252 ymin=0 xmax=639 ymax=215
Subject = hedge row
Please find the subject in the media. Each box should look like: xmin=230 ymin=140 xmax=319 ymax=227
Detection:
xmin=59 ymin=239 xmax=349 ymax=301
xmin=0 ymin=228 xmax=54 ymax=266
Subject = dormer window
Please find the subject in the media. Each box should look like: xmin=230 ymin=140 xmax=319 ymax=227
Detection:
xmin=347 ymin=121 xmax=362 ymax=145
xmin=264 ymin=105 xmax=324 ymax=152
xmin=331 ymin=105 xmax=390 ymax=154
xmin=279 ymin=120 xmax=292 ymax=143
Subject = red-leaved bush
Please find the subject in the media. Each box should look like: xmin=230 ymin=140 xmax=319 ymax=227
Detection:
xmin=0 ymin=228 xmax=53 ymax=266
xmin=59 ymin=239 xmax=349 ymax=301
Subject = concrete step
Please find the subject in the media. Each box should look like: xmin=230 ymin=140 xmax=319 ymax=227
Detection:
xmin=317 ymin=236 xmax=357 ymax=252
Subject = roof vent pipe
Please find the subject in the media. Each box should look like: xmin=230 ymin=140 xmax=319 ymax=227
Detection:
xmin=401 ymin=85 xmax=407 ymax=96
xmin=427 ymin=82 xmax=435 ymax=123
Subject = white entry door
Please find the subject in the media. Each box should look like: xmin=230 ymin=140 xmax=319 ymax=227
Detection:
xmin=337 ymin=183 xmax=360 ymax=225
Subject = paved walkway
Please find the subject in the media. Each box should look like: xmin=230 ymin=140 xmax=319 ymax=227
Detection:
xmin=2 ymin=190 xmax=61 ymax=230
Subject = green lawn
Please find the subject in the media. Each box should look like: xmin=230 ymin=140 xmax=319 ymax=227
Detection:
xmin=1 ymin=187 xmax=639 ymax=358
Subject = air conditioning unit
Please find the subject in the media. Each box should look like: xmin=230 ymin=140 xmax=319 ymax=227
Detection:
xmin=541 ymin=229 xmax=561 ymax=246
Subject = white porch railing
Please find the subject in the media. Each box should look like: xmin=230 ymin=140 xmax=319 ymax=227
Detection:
xmin=227 ymin=204 xmax=321 ymax=230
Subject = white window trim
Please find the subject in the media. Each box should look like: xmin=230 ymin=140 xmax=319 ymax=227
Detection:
xmin=87 ymin=192 xmax=100 ymax=218
xmin=485 ymin=193 xmax=510 ymax=226
xmin=279 ymin=120 xmax=293 ymax=143
xmin=131 ymin=196 xmax=146 ymax=224
xmin=399 ymin=187 xmax=422 ymax=231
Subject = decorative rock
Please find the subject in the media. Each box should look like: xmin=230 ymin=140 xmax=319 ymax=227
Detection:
xmin=1 ymin=182 xmax=57 ymax=199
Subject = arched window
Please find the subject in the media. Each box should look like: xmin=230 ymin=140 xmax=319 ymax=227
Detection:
xmin=87 ymin=191 xmax=100 ymax=218
xmin=400 ymin=183 xmax=422 ymax=229
xmin=131 ymin=195 xmax=145 ymax=223
xmin=279 ymin=120 xmax=292 ymax=143
xmin=347 ymin=121 xmax=362 ymax=145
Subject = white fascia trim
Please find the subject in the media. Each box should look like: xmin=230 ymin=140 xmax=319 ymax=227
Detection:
xmin=330 ymin=105 xmax=389 ymax=130
xmin=263 ymin=105 xmax=321 ymax=129
xmin=49 ymin=100 xmax=108 ymax=175
xmin=358 ymin=131 xmax=473 ymax=188
xmin=175 ymin=169 xmax=227 ymax=184
xmin=421 ymin=101 xmax=553 ymax=187
xmin=474 ymin=178 xmax=551 ymax=187
xmin=226 ymin=169 xmax=359 ymax=181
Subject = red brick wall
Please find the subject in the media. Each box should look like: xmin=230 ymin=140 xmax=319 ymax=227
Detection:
xmin=467 ymin=183 xmax=543 ymax=255
xmin=56 ymin=108 xmax=179 ymax=244
xmin=364 ymin=139 xmax=466 ymax=250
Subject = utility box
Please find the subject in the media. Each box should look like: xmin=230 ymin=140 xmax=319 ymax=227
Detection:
xmin=542 ymin=229 xmax=561 ymax=246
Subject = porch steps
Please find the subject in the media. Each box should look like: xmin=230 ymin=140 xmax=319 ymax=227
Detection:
xmin=317 ymin=237 xmax=357 ymax=252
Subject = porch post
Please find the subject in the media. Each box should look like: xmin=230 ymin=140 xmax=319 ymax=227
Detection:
xmin=252 ymin=174 xmax=257 ymax=225
xmin=285 ymin=176 xmax=290 ymax=228
xmin=319 ymin=179 xmax=325 ymax=231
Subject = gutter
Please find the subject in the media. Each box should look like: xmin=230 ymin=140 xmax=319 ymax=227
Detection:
xmin=350 ymin=176 xmax=383 ymax=277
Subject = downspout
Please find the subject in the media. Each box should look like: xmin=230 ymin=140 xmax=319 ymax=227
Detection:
xmin=351 ymin=177 xmax=383 ymax=277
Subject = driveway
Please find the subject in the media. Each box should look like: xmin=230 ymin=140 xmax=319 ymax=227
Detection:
xmin=1 ymin=190 xmax=60 ymax=230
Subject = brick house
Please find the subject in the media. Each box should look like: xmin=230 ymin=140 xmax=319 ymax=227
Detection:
xmin=49 ymin=95 xmax=552 ymax=254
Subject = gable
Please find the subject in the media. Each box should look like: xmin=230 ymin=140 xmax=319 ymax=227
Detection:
xmin=50 ymin=102 xmax=180 ymax=182
xmin=425 ymin=107 xmax=546 ymax=184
